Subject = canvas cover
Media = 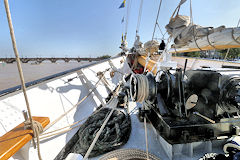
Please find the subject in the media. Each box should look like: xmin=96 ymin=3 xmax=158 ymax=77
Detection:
xmin=166 ymin=15 xmax=225 ymax=48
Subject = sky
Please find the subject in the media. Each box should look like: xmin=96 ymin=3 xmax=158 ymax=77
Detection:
xmin=0 ymin=0 xmax=239 ymax=58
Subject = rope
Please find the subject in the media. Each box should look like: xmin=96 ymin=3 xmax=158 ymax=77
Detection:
xmin=150 ymin=36 xmax=172 ymax=73
xmin=207 ymin=30 xmax=217 ymax=50
xmin=136 ymin=0 xmax=144 ymax=37
xmin=144 ymin=117 xmax=149 ymax=160
xmin=224 ymin=48 xmax=230 ymax=60
xmin=24 ymin=120 xmax=43 ymax=160
xmin=132 ymin=74 xmax=149 ymax=102
xmin=190 ymin=0 xmax=203 ymax=52
xmin=231 ymin=28 xmax=240 ymax=45
xmin=144 ymin=53 xmax=150 ymax=72
xmin=83 ymin=100 xmax=117 ymax=160
xmin=156 ymin=22 xmax=167 ymax=39
xmin=40 ymin=85 xmax=121 ymax=140
xmin=170 ymin=0 xmax=186 ymax=20
xmin=41 ymin=58 xmax=127 ymax=140
xmin=4 ymin=0 xmax=42 ymax=159
xmin=99 ymin=148 xmax=161 ymax=160
xmin=43 ymin=69 xmax=108 ymax=132
xmin=73 ymin=107 xmax=131 ymax=158
xmin=237 ymin=17 xmax=240 ymax=27
xmin=152 ymin=0 xmax=163 ymax=41
xmin=124 ymin=0 xmax=132 ymax=41
xmin=78 ymin=82 xmax=123 ymax=159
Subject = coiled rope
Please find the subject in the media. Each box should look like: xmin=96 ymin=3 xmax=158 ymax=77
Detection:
xmin=4 ymin=0 xmax=43 ymax=159
xmin=72 ymin=107 xmax=131 ymax=158
xmin=100 ymin=148 xmax=161 ymax=160
xmin=130 ymin=74 xmax=149 ymax=102
xmin=82 ymin=97 xmax=121 ymax=160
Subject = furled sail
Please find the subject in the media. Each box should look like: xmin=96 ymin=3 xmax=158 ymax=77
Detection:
xmin=166 ymin=15 xmax=240 ymax=53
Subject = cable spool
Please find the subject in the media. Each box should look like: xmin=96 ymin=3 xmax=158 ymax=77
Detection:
xmin=130 ymin=73 xmax=156 ymax=102
xmin=99 ymin=148 xmax=161 ymax=160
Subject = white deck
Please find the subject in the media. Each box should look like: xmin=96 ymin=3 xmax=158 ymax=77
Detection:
xmin=0 ymin=56 xmax=130 ymax=160
xmin=1 ymin=55 xmax=239 ymax=160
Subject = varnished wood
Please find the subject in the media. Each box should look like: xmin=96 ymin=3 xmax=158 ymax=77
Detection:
xmin=0 ymin=117 xmax=50 ymax=160
xmin=169 ymin=45 xmax=240 ymax=53
xmin=137 ymin=56 xmax=158 ymax=74
xmin=137 ymin=55 xmax=240 ymax=74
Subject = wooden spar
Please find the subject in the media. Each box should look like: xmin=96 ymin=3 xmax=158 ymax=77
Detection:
xmin=169 ymin=27 xmax=240 ymax=53
xmin=137 ymin=55 xmax=240 ymax=73
xmin=0 ymin=117 xmax=50 ymax=160
xmin=137 ymin=56 xmax=158 ymax=75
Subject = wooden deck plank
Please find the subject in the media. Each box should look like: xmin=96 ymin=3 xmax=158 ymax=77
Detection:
xmin=0 ymin=117 xmax=50 ymax=160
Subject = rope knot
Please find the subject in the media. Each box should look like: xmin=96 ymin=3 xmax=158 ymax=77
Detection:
xmin=24 ymin=119 xmax=43 ymax=160
xmin=24 ymin=120 xmax=43 ymax=136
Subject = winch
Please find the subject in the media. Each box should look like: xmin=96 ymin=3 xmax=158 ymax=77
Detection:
xmin=130 ymin=69 xmax=240 ymax=144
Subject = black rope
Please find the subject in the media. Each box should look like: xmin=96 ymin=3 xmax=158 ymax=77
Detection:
xmin=72 ymin=108 xmax=131 ymax=157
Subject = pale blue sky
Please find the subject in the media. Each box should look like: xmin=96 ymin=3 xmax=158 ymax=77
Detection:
xmin=0 ymin=0 xmax=239 ymax=58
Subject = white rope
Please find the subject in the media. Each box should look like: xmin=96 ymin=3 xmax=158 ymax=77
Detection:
xmin=40 ymin=107 xmax=106 ymax=140
xmin=237 ymin=17 xmax=240 ymax=27
xmin=4 ymin=0 xmax=42 ymax=159
xmin=133 ymin=74 xmax=149 ymax=102
xmin=150 ymin=36 xmax=172 ymax=73
xmin=41 ymin=57 xmax=127 ymax=140
xmin=144 ymin=53 xmax=150 ymax=72
xmin=152 ymin=0 xmax=163 ymax=41
xmin=40 ymin=85 xmax=121 ymax=140
xmin=124 ymin=0 xmax=132 ymax=41
xmin=43 ymin=69 xmax=108 ymax=132
xmin=136 ymin=0 xmax=144 ymax=37
xmin=144 ymin=116 xmax=149 ymax=160
xmin=25 ymin=120 xmax=43 ymax=159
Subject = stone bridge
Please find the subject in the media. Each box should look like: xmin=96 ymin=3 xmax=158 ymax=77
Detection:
xmin=0 ymin=57 xmax=105 ymax=64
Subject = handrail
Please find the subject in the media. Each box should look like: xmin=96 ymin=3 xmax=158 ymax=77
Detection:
xmin=0 ymin=117 xmax=50 ymax=160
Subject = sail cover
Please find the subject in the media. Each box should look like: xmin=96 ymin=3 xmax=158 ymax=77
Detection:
xmin=166 ymin=15 xmax=227 ymax=48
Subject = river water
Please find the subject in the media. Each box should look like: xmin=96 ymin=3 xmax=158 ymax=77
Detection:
xmin=0 ymin=61 xmax=91 ymax=91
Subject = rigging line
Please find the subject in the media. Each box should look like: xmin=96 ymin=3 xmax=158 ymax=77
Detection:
xmin=43 ymin=68 xmax=109 ymax=132
xmin=190 ymin=0 xmax=203 ymax=52
xmin=156 ymin=22 xmax=164 ymax=37
xmin=152 ymin=0 xmax=163 ymax=41
xmin=150 ymin=36 xmax=172 ymax=73
xmin=4 ymin=0 xmax=44 ymax=159
xmin=136 ymin=0 xmax=144 ymax=37
xmin=156 ymin=22 xmax=167 ymax=38
xmin=144 ymin=116 xmax=149 ymax=160
xmin=237 ymin=17 xmax=240 ymax=27
xmin=170 ymin=0 xmax=185 ymax=20
xmin=125 ymin=0 xmax=132 ymax=40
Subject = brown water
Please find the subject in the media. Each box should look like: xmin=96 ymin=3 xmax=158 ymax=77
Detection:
xmin=0 ymin=61 xmax=90 ymax=91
